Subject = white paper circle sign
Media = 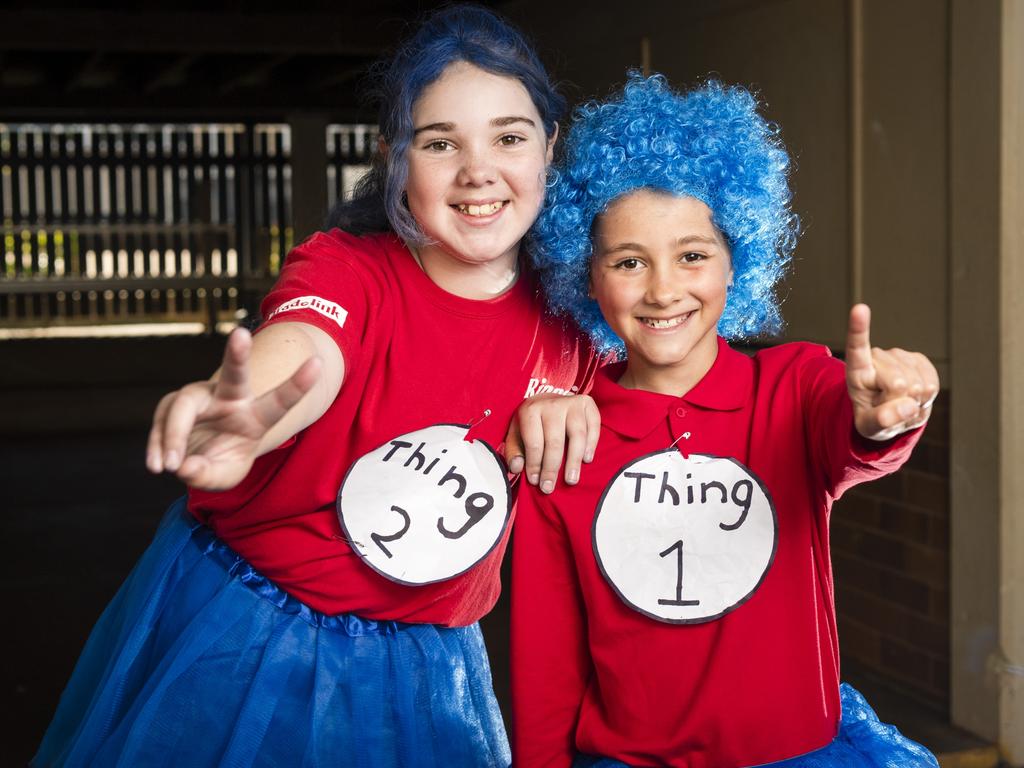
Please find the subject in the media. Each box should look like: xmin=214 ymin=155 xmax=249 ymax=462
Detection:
xmin=593 ymin=451 xmax=777 ymax=624
xmin=337 ymin=424 xmax=511 ymax=586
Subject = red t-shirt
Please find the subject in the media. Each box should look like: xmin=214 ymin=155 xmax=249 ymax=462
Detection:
xmin=511 ymin=339 xmax=922 ymax=767
xmin=189 ymin=230 xmax=598 ymax=626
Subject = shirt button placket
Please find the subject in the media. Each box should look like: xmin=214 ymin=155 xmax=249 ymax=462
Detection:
xmin=670 ymin=406 xmax=691 ymax=447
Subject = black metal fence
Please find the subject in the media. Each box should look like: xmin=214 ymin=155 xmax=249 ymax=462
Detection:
xmin=0 ymin=121 xmax=376 ymax=333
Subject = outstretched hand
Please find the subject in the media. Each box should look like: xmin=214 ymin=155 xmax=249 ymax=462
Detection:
xmin=845 ymin=304 xmax=938 ymax=441
xmin=146 ymin=328 xmax=321 ymax=490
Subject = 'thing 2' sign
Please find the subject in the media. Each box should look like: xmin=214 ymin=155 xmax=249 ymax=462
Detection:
xmin=338 ymin=424 xmax=511 ymax=586
xmin=593 ymin=451 xmax=777 ymax=624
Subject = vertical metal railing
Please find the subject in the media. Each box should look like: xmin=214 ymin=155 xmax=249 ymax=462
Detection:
xmin=0 ymin=121 xmax=376 ymax=334
xmin=326 ymin=123 xmax=376 ymax=212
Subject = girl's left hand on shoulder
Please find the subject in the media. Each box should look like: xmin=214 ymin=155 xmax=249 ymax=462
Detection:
xmin=845 ymin=303 xmax=940 ymax=441
xmin=504 ymin=394 xmax=601 ymax=493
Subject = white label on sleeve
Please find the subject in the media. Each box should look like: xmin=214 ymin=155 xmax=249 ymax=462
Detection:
xmin=266 ymin=295 xmax=348 ymax=328
xmin=337 ymin=424 xmax=511 ymax=586
xmin=593 ymin=451 xmax=777 ymax=624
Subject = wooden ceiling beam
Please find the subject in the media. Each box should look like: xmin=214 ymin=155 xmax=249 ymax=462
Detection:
xmin=0 ymin=80 xmax=368 ymax=120
xmin=64 ymin=52 xmax=112 ymax=93
xmin=307 ymin=63 xmax=367 ymax=93
xmin=143 ymin=54 xmax=202 ymax=94
xmin=0 ymin=10 xmax=401 ymax=56
xmin=218 ymin=55 xmax=295 ymax=94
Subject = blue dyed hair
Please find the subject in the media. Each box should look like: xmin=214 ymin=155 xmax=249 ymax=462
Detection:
xmin=530 ymin=74 xmax=798 ymax=355
xmin=326 ymin=4 xmax=565 ymax=242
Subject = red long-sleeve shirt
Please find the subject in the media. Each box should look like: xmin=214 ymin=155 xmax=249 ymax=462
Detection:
xmin=511 ymin=339 xmax=922 ymax=767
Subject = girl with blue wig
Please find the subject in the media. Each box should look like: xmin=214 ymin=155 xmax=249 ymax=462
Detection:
xmin=511 ymin=74 xmax=941 ymax=767
xmin=34 ymin=6 xmax=603 ymax=767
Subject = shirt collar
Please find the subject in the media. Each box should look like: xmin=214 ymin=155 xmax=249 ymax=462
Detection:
xmin=594 ymin=337 xmax=754 ymax=440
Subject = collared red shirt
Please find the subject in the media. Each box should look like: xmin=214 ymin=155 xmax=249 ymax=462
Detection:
xmin=511 ymin=338 xmax=922 ymax=767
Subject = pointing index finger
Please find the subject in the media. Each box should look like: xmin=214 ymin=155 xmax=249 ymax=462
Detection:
xmin=845 ymin=303 xmax=875 ymax=377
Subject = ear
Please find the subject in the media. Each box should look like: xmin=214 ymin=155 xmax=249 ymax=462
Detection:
xmin=545 ymin=123 xmax=559 ymax=165
xmin=727 ymin=268 xmax=734 ymax=288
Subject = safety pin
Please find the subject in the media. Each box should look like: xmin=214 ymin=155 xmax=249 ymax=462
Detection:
xmin=466 ymin=408 xmax=492 ymax=429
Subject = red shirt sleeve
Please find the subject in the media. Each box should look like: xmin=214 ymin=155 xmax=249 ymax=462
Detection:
xmin=190 ymin=232 xmax=380 ymax=516
xmin=798 ymin=350 xmax=924 ymax=500
xmin=259 ymin=230 xmax=375 ymax=373
xmin=511 ymin=484 xmax=591 ymax=768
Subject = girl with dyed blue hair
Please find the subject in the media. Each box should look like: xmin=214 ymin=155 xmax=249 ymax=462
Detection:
xmin=512 ymin=75 xmax=942 ymax=767
xmin=329 ymin=3 xmax=565 ymax=244
xmin=34 ymin=6 xmax=603 ymax=767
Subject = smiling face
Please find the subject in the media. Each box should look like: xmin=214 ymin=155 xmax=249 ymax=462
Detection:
xmin=590 ymin=189 xmax=734 ymax=395
xmin=405 ymin=61 xmax=554 ymax=278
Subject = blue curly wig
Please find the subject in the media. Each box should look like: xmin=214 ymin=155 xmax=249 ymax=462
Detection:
xmin=530 ymin=74 xmax=798 ymax=354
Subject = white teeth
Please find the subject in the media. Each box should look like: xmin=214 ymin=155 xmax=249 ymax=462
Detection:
xmin=642 ymin=314 xmax=690 ymax=329
xmin=456 ymin=201 xmax=505 ymax=216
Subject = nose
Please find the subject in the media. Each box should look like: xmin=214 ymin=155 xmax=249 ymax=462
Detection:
xmin=456 ymin=145 xmax=497 ymax=187
xmin=644 ymin=265 xmax=681 ymax=308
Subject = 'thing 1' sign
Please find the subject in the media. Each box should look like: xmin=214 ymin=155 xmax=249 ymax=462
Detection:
xmin=593 ymin=451 xmax=777 ymax=624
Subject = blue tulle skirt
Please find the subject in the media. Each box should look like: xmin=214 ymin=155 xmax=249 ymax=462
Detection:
xmin=34 ymin=499 xmax=511 ymax=768
xmin=573 ymin=684 xmax=939 ymax=768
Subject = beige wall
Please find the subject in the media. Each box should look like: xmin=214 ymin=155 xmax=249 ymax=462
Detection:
xmin=950 ymin=0 xmax=1024 ymax=759
xmin=860 ymin=0 xmax=948 ymax=363
xmin=949 ymin=0 xmax=1001 ymax=742
xmin=999 ymin=4 xmax=1024 ymax=757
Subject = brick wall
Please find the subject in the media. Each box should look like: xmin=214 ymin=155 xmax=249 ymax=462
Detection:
xmin=832 ymin=391 xmax=950 ymax=712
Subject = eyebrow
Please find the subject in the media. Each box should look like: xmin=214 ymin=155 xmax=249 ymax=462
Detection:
xmin=600 ymin=234 xmax=722 ymax=254
xmin=413 ymin=115 xmax=537 ymax=136
xmin=413 ymin=121 xmax=455 ymax=136
xmin=676 ymin=234 xmax=721 ymax=247
xmin=600 ymin=241 xmax=648 ymax=255
xmin=491 ymin=115 xmax=536 ymax=128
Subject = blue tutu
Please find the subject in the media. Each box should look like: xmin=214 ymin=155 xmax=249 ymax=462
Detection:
xmin=34 ymin=499 xmax=511 ymax=768
xmin=573 ymin=684 xmax=939 ymax=768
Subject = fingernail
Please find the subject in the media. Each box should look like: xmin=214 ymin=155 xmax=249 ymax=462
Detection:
xmin=566 ymin=469 xmax=579 ymax=485
xmin=583 ymin=452 xmax=594 ymax=463
xmin=165 ymin=450 xmax=180 ymax=470
xmin=509 ymin=456 xmax=524 ymax=474
xmin=145 ymin=453 xmax=159 ymax=473
xmin=529 ymin=474 xmax=540 ymax=485
xmin=541 ymin=480 xmax=554 ymax=494
xmin=897 ymin=402 xmax=917 ymax=419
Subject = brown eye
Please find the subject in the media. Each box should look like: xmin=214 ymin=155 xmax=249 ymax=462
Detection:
xmin=499 ymin=134 xmax=525 ymax=146
xmin=614 ymin=258 xmax=641 ymax=270
xmin=682 ymin=252 xmax=707 ymax=264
